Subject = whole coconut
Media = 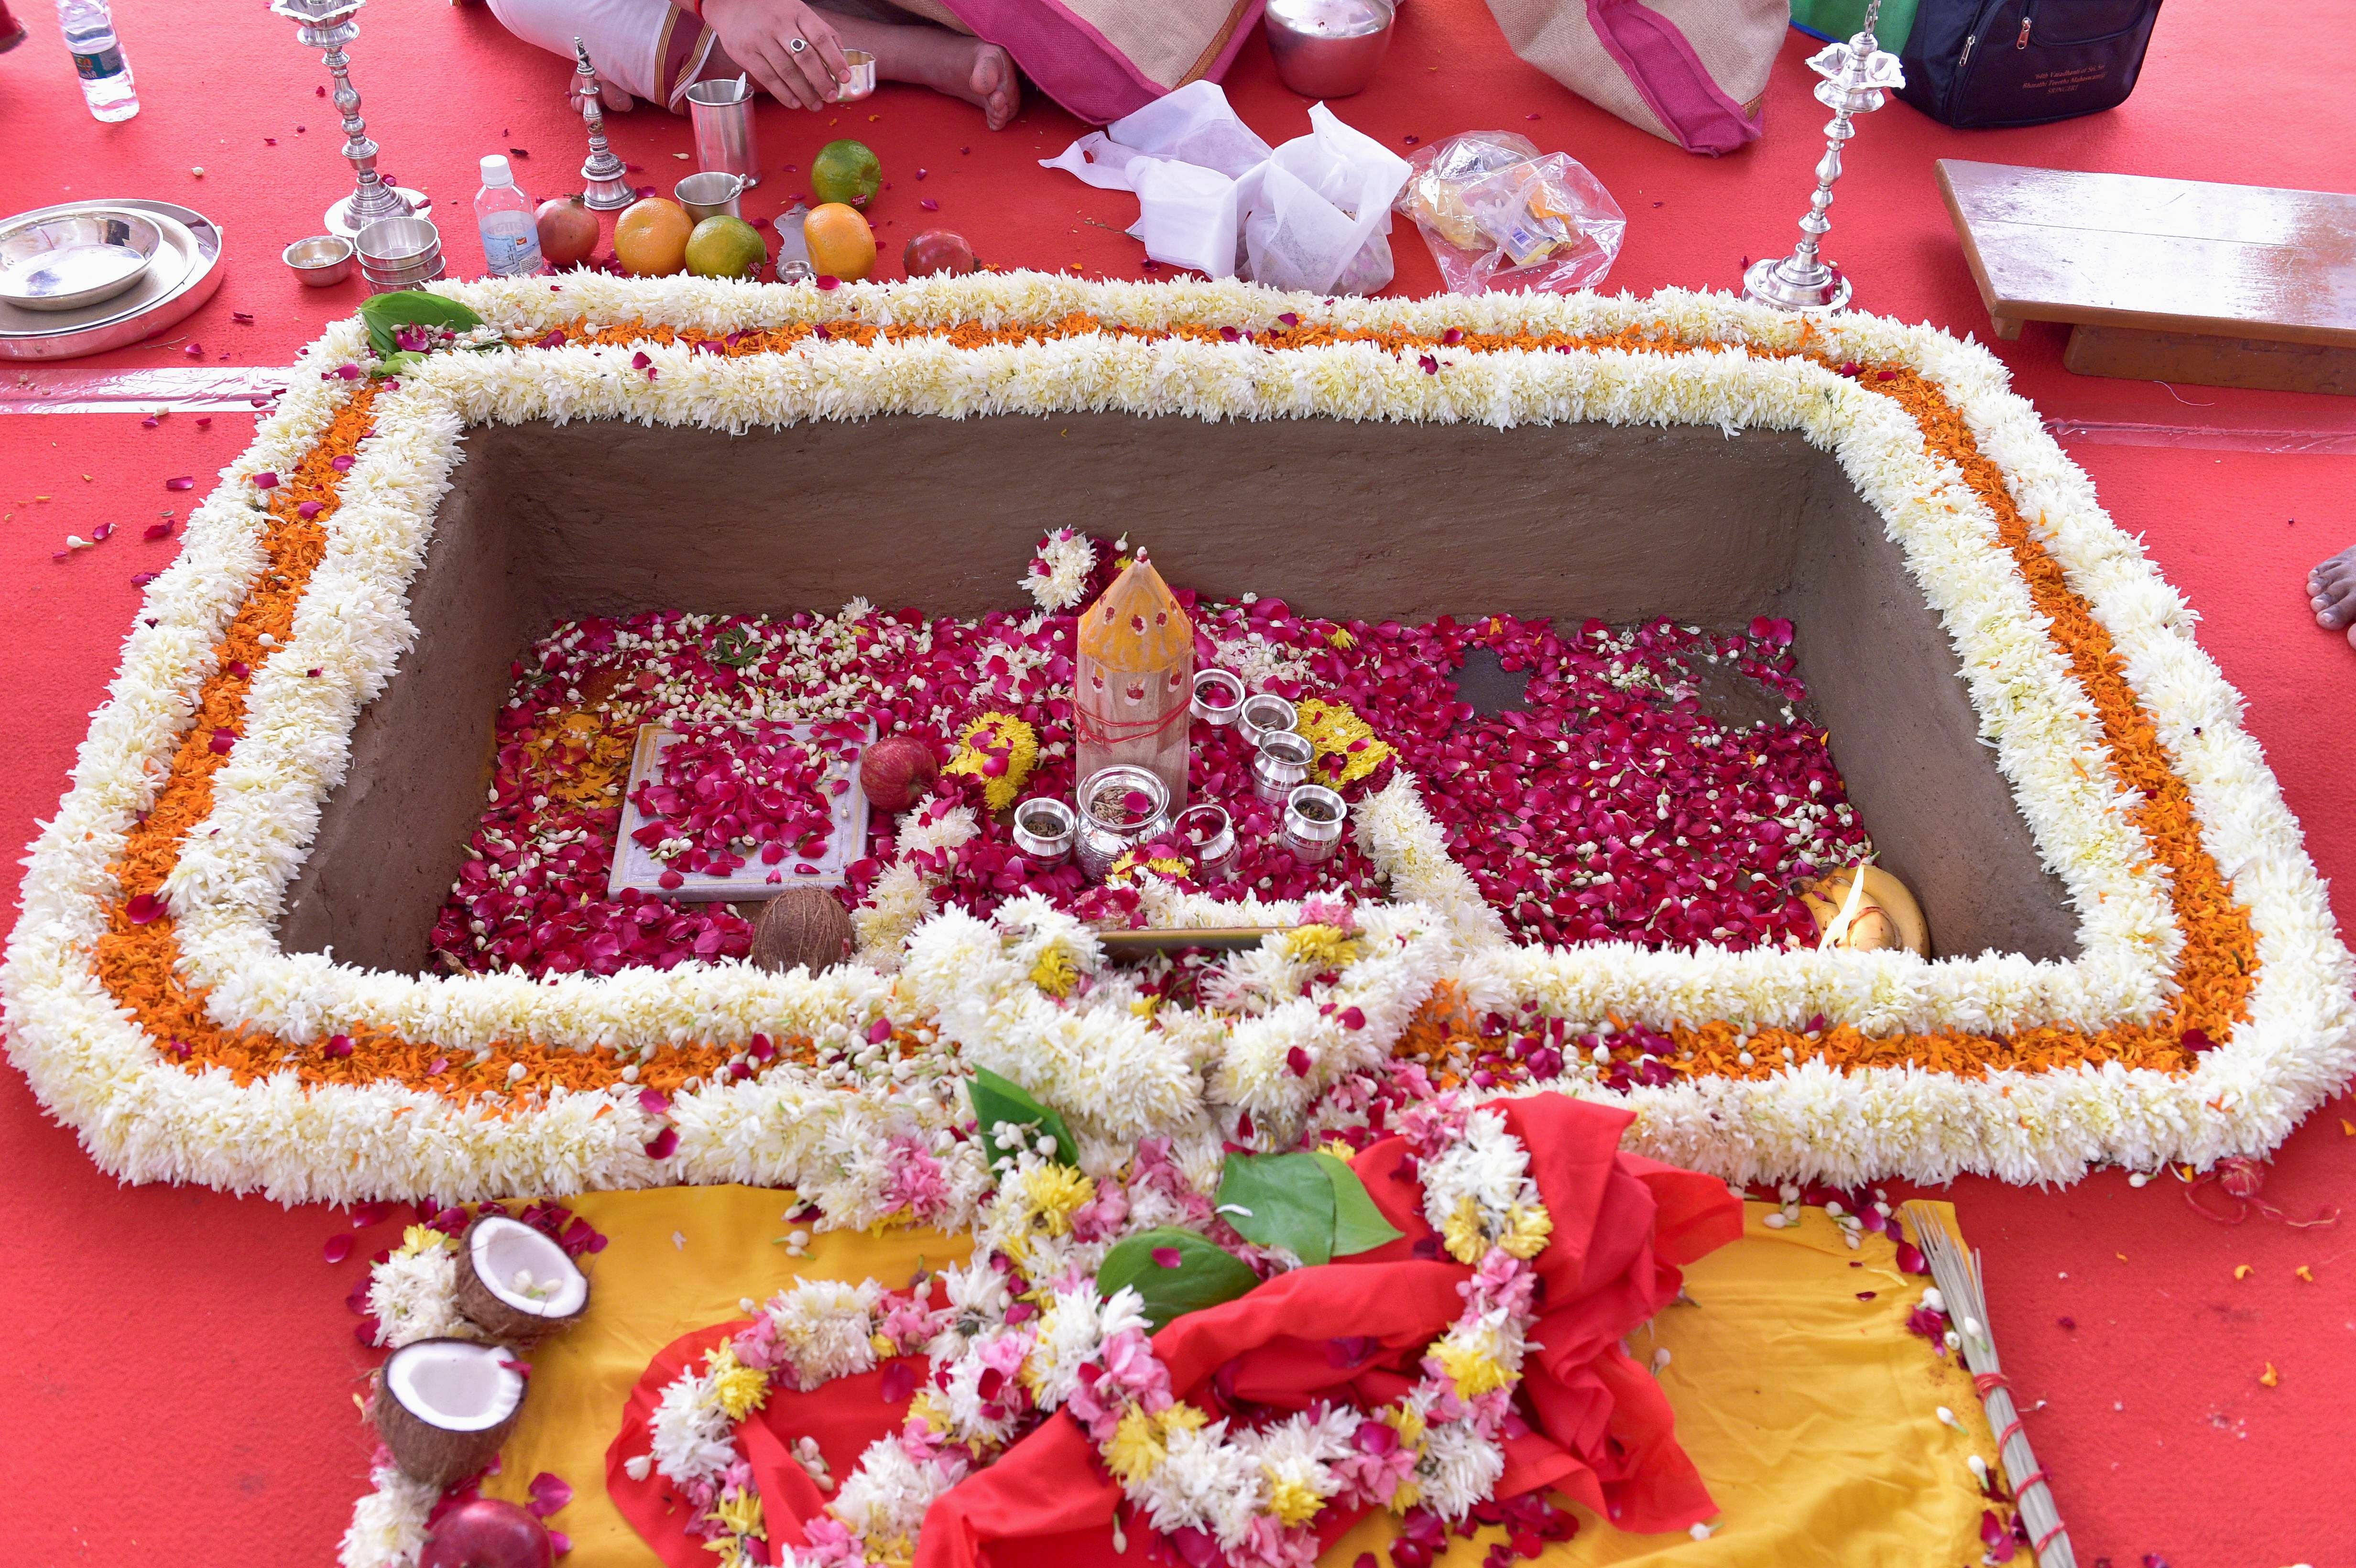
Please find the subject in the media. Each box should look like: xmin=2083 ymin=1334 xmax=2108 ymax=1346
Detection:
xmin=751 ymin=888 xmax=855 ymax=974
xmin=859 ymin=733 xmax=938 ymax=812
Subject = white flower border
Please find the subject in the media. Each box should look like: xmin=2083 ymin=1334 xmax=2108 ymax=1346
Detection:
xmin=5 ymin=275 xmax=2349 ymax=1197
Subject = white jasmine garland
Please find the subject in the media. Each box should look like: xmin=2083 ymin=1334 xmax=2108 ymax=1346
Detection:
xmin=5 ymin=277 xmax=2348 ymax=1197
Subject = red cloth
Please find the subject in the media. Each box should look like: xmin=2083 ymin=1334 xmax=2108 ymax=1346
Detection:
xmin=608 ymin=1094 xmax=1743 ymax=1566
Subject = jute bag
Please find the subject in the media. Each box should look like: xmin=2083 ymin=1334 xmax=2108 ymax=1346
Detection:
xmin=1483 ymin=0 xmax=1791 ymax=154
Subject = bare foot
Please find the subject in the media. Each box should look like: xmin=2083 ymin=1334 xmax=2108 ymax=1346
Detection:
xmin=2311 ymin=545 xmax=2356 ymax=649
xmin=865 ymin=25 xmax=1021 ymax=130
xmin=601 ymin=78 xmax=636 ymax=112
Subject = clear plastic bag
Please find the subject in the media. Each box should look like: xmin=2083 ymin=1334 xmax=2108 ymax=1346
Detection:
xmin=1393 ymin=131 xmax=1626 ymax=295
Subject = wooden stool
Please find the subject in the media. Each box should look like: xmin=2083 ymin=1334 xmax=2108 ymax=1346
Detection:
xmin=1936 ymin=159 xmax=2356 ymax=396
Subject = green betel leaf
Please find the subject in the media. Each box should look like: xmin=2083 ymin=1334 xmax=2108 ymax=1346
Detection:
xmin=1216 ymin=1151 xmax=1338 ymax=1267
xmin=358 ymin=291 xmax=486 ymax=358
xmin=1313 ymin=1150 xmax=1406 ymax=1258
xmin=1096 ymin=1228 xmax=1260 ymax=1330
xmin=967 ymin=1067 xmax=1080 ymax=1172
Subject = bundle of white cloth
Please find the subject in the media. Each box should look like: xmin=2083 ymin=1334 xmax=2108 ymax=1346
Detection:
xmin=1041 ymin=81 xmax=1411 ymax=296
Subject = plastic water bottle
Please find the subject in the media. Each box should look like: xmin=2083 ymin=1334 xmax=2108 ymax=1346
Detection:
xmin=473 ymin=155 xmax=545 ymax=278
xmin=56 ymin=0 xmax=137 ymax=122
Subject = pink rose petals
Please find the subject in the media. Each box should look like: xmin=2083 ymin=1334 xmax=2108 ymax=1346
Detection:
xmin=526 ymin=1472 xmax=573 ymax=1518
xmin=298 ymin=501 xmax=324 ymax=520
xmin=125 ymin=892 xmax=167 ymax=925
xmin=165 ymin=476 xmax=194 ymax=491
xmin=144 ymin=519 xmax=176 ymax=541
xmin=323 ymin=1233 xmax=355 ymax=1264
xmin=251 ymin=471 xmax=278 ymax=489
xmin=207 ymin=727 xmax=237 ymax=754
xmin=1151 ymin=1246 xmax=1183 ymax=1269
xmin=644 ymin=1127 xmax=680 ymax=1159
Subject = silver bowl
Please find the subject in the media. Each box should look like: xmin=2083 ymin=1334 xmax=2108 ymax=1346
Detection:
xmin=283 ymin=234 xmax=356 ymax=288
xmin=0 ymin=207 xmax=165 ymax=312
xmin=1264 ymin=0 xmax=1395 ymax=98
xmin=675 ymin=171 xmax=746 ymax=224
xmin=355 ymin=216 xmax=445 ymax=294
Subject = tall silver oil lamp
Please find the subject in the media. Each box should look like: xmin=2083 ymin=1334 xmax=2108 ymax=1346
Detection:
xmin=270 ymin=0 xmax=430 ymax=239
xmin=1741 ymin=0 xmax=1905 ymax=315
xmin=572 ymin=38 xmax=637 ymax=212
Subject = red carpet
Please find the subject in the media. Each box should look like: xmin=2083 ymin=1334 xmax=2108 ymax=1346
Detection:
xmin=3 ymin=1 xmax=2352 ymax=1563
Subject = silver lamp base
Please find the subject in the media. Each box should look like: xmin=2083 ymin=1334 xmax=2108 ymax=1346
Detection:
xmin=1741 ymin=256 xmax=1852 ymax=316
xmin=327 ymin=187 xmax=431 ymax=240
xmin=582 ymin=176 xmax=635 ymax=213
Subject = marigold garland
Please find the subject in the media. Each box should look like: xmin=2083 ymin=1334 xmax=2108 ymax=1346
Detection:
xmin=56 ymin=312 xmax=2280 ymax=1122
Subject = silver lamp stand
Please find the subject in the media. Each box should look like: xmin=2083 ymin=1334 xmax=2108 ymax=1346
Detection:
xmin=1740 ymin=0 xmax=1905 ymax=316
xmin=270 ymin=0 xmax=431 ymax=240
xmin=573 ymin=39 xmax=637 ymax=212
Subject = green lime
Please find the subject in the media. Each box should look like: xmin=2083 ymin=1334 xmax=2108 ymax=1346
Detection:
xmin=683 ymin=215 xmax=767 ymax=279
xmin=811 ymin=139 xmax=883 ymax=210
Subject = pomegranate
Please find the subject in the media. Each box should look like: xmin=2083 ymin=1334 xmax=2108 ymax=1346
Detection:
xmin=536 ymin=195 xmax=601 ymax=270
xmin=859 ymin=733 xmax=939 ymax=812
xmin=419 ymin=1498 xmax=552 ymax=1568
xmin=902 ymin=229 xmax=977 ymax=278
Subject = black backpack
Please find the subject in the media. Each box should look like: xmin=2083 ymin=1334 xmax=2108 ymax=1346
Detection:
xmin=1897 ymin=0 xmax=2164 ymax=128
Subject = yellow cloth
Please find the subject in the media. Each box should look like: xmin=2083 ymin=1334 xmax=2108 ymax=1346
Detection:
xmin=480 ymin=1193 xmax=1997 ymax=1566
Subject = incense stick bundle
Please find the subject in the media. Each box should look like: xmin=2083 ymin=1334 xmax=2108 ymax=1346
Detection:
xmin=1902 ymin=1202 xmax=2076 ymax=1568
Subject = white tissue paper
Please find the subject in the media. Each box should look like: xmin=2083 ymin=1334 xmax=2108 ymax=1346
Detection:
xmin=1041 ymin=81 xmax=1410 ymax=294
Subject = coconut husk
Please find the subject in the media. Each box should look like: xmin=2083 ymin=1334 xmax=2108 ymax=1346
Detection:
xmin=454 ymin=1215 xmax=589 ymax=1345
xmin=751 ymin=888 xmax=855 ymax=975
xmin=371 ymin=1339 xmax=525 ymax=1490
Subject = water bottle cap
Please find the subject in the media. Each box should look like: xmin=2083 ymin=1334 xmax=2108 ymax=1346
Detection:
xmin=480 ymin=155 xmax=513 ymax=185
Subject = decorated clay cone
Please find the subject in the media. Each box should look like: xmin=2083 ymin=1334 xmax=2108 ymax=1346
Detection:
xmin=1074 ymin=549 xmax=1193 ymax=808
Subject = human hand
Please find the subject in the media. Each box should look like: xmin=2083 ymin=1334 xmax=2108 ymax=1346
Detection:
xmin=700 ymin=0 xmax=852 ymax=111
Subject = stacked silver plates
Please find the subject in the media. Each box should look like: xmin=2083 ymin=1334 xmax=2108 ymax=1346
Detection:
xmin=0 ymin=198 xmax=224 ymax=361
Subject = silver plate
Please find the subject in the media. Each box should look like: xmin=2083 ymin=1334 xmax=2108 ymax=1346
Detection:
xmin=0 ymin=208 xmax=165 ymax=311
xmin=0 ymin=199 xmax=224 ymax=360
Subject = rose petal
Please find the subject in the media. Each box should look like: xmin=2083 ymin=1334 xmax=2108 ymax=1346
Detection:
xmin=1152 ymin=1246 xmax=1182 ymax=1268
xmin=251 ymin=471 xmax=278 ymax=489
xmin=125 ymin=892 xmax=167 ymax=925
xmin=644 ymin=1127 xmax=680 ymax=1159
xmin=527 ymin=1472 xmax=574 ymax=1517
xmin=164 ymin=476 xmax=194 ymax=491
xmin=323 ymin=1233 xmax=354 ymax=1264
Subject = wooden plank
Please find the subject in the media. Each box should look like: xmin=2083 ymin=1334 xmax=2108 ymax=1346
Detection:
xmin=1935 ymin=160 xmax=2356 ymax=349
xmin=2063 ymin=324 xmax=2356 ymax=396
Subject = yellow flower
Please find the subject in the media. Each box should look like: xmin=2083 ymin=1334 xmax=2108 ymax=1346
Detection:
xmin=1280 ymin=923 xmax=1363 ymax=969
xmin=1129 ymin=996 xmax=1160 ymax=1019
xmin=1106 ymin=850 xmax=1191 ymax=888
xmin=395 ymin=1224 xmax=454 ymax=1258
xmin=1158 ymin=1402 xmax=1210 ymax=1437
xmin=1431 ymin=1336 xmax=1513 ymax=1398
xmin=907 ymin=1389 xmax=952 ymax=1435
xmin=1265 ymin=1470 xmax=1324 ymax=1526
xmin=1326 ymin=627 xmax=1357 ymax=651
xmin=943 ymin=712 xmax=1038 ymax=812
xmin=1440 ymin=1195 xmax=1488 ymax=1264
xmin=1022 ymin=1164 xmax=1097 ymax=1239
xmin=1106 ymin=1405 xmax=1167 ymax=1481
xmin=1320 ymin=1137 xmax=1356 ymax=1161
xmin=1029 ymin=946 xmax=1079 ymax=997
xmin=1388 ymin=1478 xmax=1421 ymax=1513
xmin=1294 ymin=697 xmax=1392 ymax=787
xmin=870 ymin=1331 xmax=897 ymax=1357
xmin=703 ymin=1342 xmax=772 ymax=1421
xmin=707 ymin=1484 xmax=765 ymax=1542
xmin=1499 ymin=1203 xmax=1554 ymax=1261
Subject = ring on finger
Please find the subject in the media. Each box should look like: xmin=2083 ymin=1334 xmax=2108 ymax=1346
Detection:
xmin=788 ymin=35 xmax=808 ymax=54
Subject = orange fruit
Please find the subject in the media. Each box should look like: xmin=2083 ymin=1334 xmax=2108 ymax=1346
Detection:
xmin=804 ymin=202 xmax=876 ymax=282
xmin=614 ymin=198 xmax=693 ymax=276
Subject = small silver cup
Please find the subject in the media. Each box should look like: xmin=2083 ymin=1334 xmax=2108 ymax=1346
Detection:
xmin=1076 ymin=765 xmax=1170 ymax=881
xmin=1238 ymin=693 xmax=1298 ymax=751
xmin=1252 ymin=730 xmax=1314 ymax=804
xmin=829 ymin=48 xmax=878 ymax=103
xmin=1011 ymin=797 xmax=1077 ymax=869
xmin=1174 ymin=804 xmax=1237 ymax=882
xmin=1190 ymin=669 xmax=1245 ymax=726
xmin=675 ymin=171 xmax=746 ymax=223
xmin=686 ymin=77 xmax=761 ymax=189
xmin=775 ymin=202 xmax=816 ymax=284
xmin=1282 ymin=784 xmax=1348 ymax=864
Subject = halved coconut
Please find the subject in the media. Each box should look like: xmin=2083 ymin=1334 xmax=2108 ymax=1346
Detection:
xmin=454 ymin=1215 xmax=590 ymax=1345
xmin=372 ymin=1338 xmax=526 ymax=1489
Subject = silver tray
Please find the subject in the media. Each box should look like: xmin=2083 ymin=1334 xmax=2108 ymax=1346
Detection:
xmin=0 ymin=198 xmax=224 ymax=361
